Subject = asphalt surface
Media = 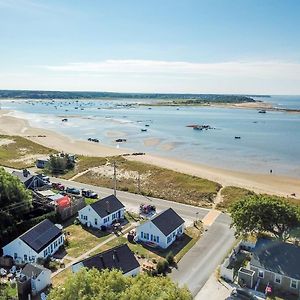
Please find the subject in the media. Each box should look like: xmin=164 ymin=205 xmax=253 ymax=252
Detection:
xmin=5 ymin=167 xmax=236 ymax=296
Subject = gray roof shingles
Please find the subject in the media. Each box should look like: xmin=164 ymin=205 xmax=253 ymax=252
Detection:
xmin=90 ymin=195 xmax=124 ymax=218
xmin=151 ymin=208 xmax=185 ymax=236
xmin=74 ymin=244 xmax=139 ymax=274
xmin=251 ymin=238 xmax=300 ymax=280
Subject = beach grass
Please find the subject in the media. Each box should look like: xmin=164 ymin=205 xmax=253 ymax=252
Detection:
xmin=0 ymin=134 xmax=55 ymax=169
xmin=67 ymin=156 xmax=221 ymax=208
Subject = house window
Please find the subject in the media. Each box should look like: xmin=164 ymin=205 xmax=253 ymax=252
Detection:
xmin=274 ymin=274 xmax=282 ymax=284
xmin=81 ymin=214 xmax=83 ymax=219
xmin=24 ymin=254 xmax=28 ymax=261
xmin=95 ymin=218 xmax=98 ymax=225
xmin=157 ymin=236 xmax=159 ymax=243
xmin=151 ymin=234 xmax=153 ymax=241
xmin=14 ymin=253 xmax=17 ymax=259
xmin=258 ymin=270 xmax=264 ymax=278
xmin=141 ymin=232 xmax=143 ymax=238
xmin=44 ymin=249 xmax=47 ymax=257
xmin=291 ymin=280 xmax=298 ymax=289
xmin=167 ymin=235 xmax=172 ymax=243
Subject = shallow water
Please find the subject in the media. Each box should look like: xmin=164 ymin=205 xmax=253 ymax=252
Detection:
xmin=1 ymin=96 xmax=300 ymax=178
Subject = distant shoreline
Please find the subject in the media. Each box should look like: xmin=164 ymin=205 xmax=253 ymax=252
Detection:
xmin=1 ymin=109 xmax=300 ymax=199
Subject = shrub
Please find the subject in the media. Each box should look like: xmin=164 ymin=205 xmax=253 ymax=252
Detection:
xmin=166 ymin=251 xmax=175 ymax=265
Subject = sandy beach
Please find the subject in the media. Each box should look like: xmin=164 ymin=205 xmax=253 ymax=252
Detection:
xmin=1 ymin=109 xmax=300 ymax=199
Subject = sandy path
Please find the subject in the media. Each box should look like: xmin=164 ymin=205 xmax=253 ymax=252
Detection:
xmin=1 ymin=110 xmax=300 ymax=199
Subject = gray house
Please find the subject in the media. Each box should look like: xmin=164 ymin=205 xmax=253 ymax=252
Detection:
xmin=249 ymin=238 xmax=300 ymax=296
xmin=11 ymin=169 xmax=47 ymax=189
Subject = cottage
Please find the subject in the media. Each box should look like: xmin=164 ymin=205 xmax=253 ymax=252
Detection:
xmin=241 ymin=238 xmax=300 ymax=296
xmin=11 ymin=169 xmax=47 ymax=189
xmin=17 ymin=263 xmax=51 ymax=299
xmin=72 ymin=244 xmax=140 ymax=276
xmin=136 ymin=208 xmax=185 ymax=249
xmin=2 ymin=219 xmax=64 ymax=263
xmin=78 ymin=194 xmax=125 ymax=229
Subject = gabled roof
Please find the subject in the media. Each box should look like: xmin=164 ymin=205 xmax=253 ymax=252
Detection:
xmin=251 ymin=238 xmax=300 ymax=280
xmin=19 ymin=219 xmax=63 ymax=253
xmin=151 ymin=208 xmax=185 ymax=236
xmin=90 ymin=195 xmax=124 ymax=218
xmin=22 ymin=263 xmax=48 ymax=278
xmin=73 ymin=244 xmax=139 ymax=274
xmin=12 ymin=170 xmax=34 ymax=183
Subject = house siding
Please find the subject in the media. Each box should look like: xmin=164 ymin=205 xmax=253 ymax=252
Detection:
xmin=78 ymin=206 xmax=125 ymax=229
xmin=3 ymin=234 xmax=64 ymax=263
xmin=31 ymin=269 xmax=52 ymax=294
xmin=251 ymin=266 xmax=300 ymax=296
xmin=136 ymin=222 xmax=184 ymax=249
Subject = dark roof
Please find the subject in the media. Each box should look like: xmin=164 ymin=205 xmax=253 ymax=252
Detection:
xmin=74 ymin=244 xmax=139 ymax=274
xmin=22 ymin=263 xmax=46 ymax=278
xmin=90 ymin=195 xmax=124 ymax=218
xmin=151 ymin=208 xmax=185 ymax=236
xmin=251 ymin=238 xmax=300 ymax=280
xmin=20 ymin=219 xmax=62 ymax=253
xmin=12 ymin=170 xmax=34 ymax=183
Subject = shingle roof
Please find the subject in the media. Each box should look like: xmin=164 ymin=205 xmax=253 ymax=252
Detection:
xmin=20 ymin=219 xmax=62 ymax=253
xmin=151 ymin=208 xmax=185 ymax=236
xmin=90 ymin=195 xmax=124 ymax=218
xmin=73 ymin=244 xmax=140 ymax=274
xmin=251 ymin=238 xmax=300 ymax=280
xmin=12 ymin=170 xmax=33 ymax=183
xmin=22 ymin=263 xmax=47 ymax=278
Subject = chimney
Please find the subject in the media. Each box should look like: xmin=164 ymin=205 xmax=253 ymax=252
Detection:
xmin=106 ymin=201 xmax=110 ymax=213
xmin=100 ymin=255 xmax=105 ymax=267
xmin=113 ymin=250 xmax=119 ymax=262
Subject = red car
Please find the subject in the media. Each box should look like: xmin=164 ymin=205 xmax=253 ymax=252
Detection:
xmin=52 ymin=182 xmax=65 ymax=191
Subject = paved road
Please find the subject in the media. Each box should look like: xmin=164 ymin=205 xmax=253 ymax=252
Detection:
xmin=172 ymin=213 xmax=236 ymax=297
xmin=5 ymin=167 xmax=236 ymax=296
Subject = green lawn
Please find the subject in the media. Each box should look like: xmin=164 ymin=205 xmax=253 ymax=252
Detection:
xmin=64 ymin=224 xmax=111 ymax=258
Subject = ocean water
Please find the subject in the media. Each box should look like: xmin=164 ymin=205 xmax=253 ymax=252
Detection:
xmin=1 ymin=95 xmax=300 ymax=178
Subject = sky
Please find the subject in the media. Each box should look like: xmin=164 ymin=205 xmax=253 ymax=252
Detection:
xmin=0 ymin=0 xmax=300 ymax=94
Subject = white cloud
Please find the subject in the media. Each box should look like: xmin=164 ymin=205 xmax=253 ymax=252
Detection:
xmin=43 ymin=59 xmax=300 ymax=80
xmin=1 ymin=59 xmax=300 ymax=94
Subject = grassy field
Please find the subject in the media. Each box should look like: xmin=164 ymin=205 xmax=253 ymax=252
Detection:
xmin=216 ymin=186 xmax=300 ymax=211
xmin=64 ymin=224 xmax=111 ymax=258
xmin=65 ymin=156 xmax=221 ymax=208
xmin=216 ymin=186 xmax=255 ymax=211
xmin=52 ymin=267 xmax=72 ymax=287
xmin=0 ymin=134 xmax=55 ymax=169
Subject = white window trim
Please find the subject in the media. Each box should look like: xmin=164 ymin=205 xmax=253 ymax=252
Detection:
xmin=290 ymin=279 xmax=298 ymax=289
xmin=274 ymin=274 xmax=282 ymax=284
xmin=258 ymin=270 xmax=264 ymax=278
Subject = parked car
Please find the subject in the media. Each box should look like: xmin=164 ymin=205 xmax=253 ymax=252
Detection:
xmin=66 ymin=187 xmax=80 ymax=195
xmin=15 ymin=268 xmax=22 ymax=279
xmin=9 ymin=265 xmax=16 ymax=275
xmin=41 ymin=174 xmax=50 ymax=182
xmin=52 ymin=182 xmax=65 ymax=191
xmin=230 ymin=288 xmax=257 ymax=300
xmin=82 ymin=189 xmax=98 ymax=199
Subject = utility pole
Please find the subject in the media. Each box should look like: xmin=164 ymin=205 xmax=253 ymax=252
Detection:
xmin=137 ymin=172 xmax=141 ymax=194
xmin=113 ymin=161 xmax=117 ymax=196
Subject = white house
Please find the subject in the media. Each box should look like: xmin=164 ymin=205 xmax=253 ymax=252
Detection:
xmin=17 ymin=263 xmax=51 ymax=296
xmin=2 ymin=219 xmax=64 ymax=263
xmin=78 ymin=194 xmax=125 ymax=229
xmin=136 ymin=208 xmax=185 ymax=249
xmin=72 ymin=244 xmax=140 ymax=276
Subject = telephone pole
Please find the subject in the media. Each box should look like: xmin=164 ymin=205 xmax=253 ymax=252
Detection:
xmin=137 ymin=172 xmax=141 ymax=194
xmin=113 ymin=161 xmax=117 ymax=196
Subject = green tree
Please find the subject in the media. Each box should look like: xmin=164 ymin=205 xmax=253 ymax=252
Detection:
xmin=48 ymin=268 xmax=192 ymax=300
xmin=229 ymin=195 xmax=300 ymax=240
xmin=46 ymin=154 xmax=75 ymax=174
xmin=0 ymin=168 xmax=32 ymax=238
